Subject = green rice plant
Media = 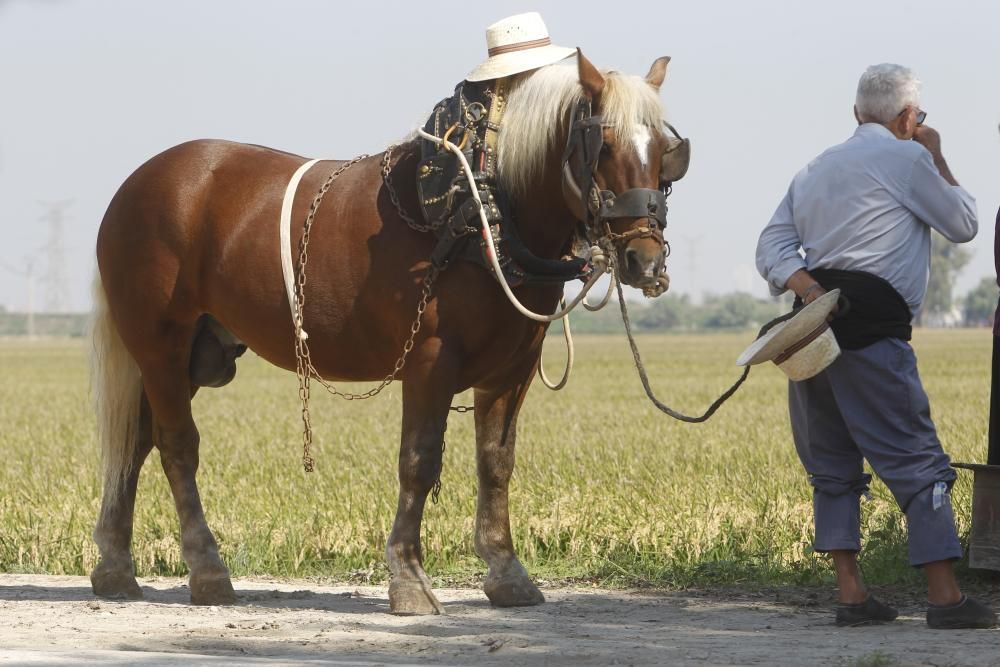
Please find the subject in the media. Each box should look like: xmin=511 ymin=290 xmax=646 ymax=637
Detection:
xmin=0 ymin=329 xmax=991 ymax=588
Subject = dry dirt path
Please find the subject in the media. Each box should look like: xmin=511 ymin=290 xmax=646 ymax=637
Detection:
xmin=1 ymin=575 xmax=998 ymax=666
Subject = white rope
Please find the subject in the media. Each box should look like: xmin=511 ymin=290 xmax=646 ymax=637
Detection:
xmin=280 ymin=158 xmax=322 ymax=340
xmin=583 ymin=274 xmax=616 ymax=311
xmin=537 ymin=300 xmax=574 ymax=390
xmin=416 ymin=127 xmax=609 ymax=323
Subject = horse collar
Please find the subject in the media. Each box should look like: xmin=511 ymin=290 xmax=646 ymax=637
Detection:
xmin=412 ymin=80 xmax=591 ymax=286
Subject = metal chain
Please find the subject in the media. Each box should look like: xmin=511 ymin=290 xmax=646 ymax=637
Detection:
xmin=431 ymin=432 xmax=447 ymax=504
xmin=382 ymin=144 xmax=437 ymax=232
xmin=293 ymin=154 xmax=444 ymax=471
xmin=612 ymin=255 xmax=750 ymax=423
xmin=381 ymin=144 xmax=473 ymax=415
xmin=294 ymin=155 xmax=369 ymax=471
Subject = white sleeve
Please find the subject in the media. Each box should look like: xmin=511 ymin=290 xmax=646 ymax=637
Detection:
xmin=904 ymin=148 xmax=978 ymax=243
xmin=756 ymin=187 xmax=805 ymax=296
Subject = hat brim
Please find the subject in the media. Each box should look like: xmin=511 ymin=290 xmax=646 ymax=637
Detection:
xmin=465 ymin=45 xmax=576 ymax=82
xmin=736 ymin=289 xmax=841 ymax=367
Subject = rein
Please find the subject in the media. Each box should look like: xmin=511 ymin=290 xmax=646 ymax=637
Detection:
xmin=613 ymin=265 xmax=751 ymax=423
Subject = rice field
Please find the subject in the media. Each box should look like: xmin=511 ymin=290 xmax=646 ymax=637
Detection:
xmin=0 ymin=330 xmax=993 ymax=589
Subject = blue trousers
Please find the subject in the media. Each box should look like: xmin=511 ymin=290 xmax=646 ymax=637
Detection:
xmin=788 ymin=337 xmax=961 ymax=566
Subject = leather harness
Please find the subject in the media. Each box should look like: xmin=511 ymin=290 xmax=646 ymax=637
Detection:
xmin=414 ymin=79 xmax=690 ymax=286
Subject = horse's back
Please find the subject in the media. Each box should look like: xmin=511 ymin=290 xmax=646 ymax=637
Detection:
xmin=95 ymin=139 xmax=401 ymax=373
xmin=96 ymin=140 xmax=310 ymax=348
xmin=99 ymin=139 xmax=304 ymax=246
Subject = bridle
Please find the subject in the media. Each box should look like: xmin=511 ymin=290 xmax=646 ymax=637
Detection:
xmin=560 ymin=97 xmax=690 ymax=294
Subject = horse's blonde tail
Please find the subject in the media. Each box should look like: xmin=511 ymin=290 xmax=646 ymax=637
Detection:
xmin=90 ymin=272 xmax=143 ymax=513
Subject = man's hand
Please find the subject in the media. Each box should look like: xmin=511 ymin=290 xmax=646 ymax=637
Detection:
xmin=913 ymin=125 xmax=942 ymax=155
xmin=913 ymin=125 xmax=958 ymax=186
xmin=786 ymin=269 xmax=827 ymax=305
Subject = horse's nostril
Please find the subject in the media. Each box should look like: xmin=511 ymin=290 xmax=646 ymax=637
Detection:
xmin=625 ymin=248 xmax=642 ymax=276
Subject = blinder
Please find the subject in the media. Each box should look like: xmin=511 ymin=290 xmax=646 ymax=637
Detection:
xmin=660 ymin=121 xmax=690 ymax=184
xmin=562 ymin=98 xmax=687 ymax=243
xmin=578 ymin=116 xmax=604 ymax=169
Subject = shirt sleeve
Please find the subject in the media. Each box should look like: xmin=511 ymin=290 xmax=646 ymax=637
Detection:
xmin=903 ymin=148 xmax=978 ymax=243
xmin=756 ymin=186 xmax=806 ymax=296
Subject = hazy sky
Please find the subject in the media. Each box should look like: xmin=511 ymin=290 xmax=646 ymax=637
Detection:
xmin=1 ymin=0 xmax=997 ymax=312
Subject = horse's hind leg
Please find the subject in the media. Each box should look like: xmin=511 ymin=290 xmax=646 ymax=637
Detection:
xmin=91 ymin=394 xmax=154 ymax=600
xmin=140 ymin=327 xmax=236 ymax=605
xmin=473 ymin=360 xmax=545 ymax=607
xmin=385 ymin=357 xmax=457 ymax=615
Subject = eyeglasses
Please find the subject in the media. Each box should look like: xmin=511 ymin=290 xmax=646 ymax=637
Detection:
xmin=898 ymin=106 xmax=927 ymax=125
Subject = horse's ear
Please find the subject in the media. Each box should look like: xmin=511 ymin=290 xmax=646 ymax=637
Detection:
xmin=576 ymin=48 xmax=605 ymax=101
xmin=645 ymin=56 xmax=671 ymax=90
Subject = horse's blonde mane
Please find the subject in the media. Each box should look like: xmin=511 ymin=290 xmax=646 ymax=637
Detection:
xmin=497 ymin=64 xmax=666 ymax=198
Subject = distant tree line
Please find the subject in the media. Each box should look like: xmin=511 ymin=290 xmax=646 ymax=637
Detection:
xmin=563 ymin=292 xmax=788 ymax=334
xmin=1 ymin=246 xmax=997 ymax=338
xmin=0 ymin=311 xmax=89 ymax=337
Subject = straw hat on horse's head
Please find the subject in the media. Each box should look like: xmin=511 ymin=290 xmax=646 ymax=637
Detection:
xmin=465 ymin=12 xmax=576 ymax=82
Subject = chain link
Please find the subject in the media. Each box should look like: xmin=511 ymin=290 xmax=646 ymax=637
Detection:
xmin=294 ymin=153 xmax=443 ymax=472
xmin=382 ymin=144 xmax=439 ymax=233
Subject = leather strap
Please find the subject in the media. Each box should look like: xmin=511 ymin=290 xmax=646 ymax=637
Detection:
xmin=280 ymin=159 xmax=322 ymax=323
xmin=483 ymin=77 xmax=508 ymax=173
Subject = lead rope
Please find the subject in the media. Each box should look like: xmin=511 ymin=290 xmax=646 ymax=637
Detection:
xmin=538 ymin=299 xmax=575 ymax=390
xmin=614 ymin=262 xmax=750 ymax=423
xmin=537 ymin=273 xmax=619 ymax=391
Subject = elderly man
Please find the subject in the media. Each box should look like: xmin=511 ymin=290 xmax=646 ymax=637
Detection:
xmin=756 ymin=64 xmax=996 ymax=629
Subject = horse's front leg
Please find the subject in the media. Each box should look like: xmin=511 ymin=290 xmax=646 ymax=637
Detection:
xmin=474 ymin=359 xmax=545 ymax=607
xmin=385 ymin=352 xmax=457 ymax=615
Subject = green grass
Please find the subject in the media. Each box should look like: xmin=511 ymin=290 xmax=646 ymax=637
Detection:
xmin=0 ymin=330 xmax=992 ymax=589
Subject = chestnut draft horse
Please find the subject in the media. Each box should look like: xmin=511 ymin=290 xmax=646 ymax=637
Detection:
xmin=90 ymin=52 xmax=684 ymax=614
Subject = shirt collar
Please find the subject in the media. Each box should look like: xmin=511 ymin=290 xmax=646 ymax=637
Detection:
xmin=854 ymin=123 xmax=897 ymax=141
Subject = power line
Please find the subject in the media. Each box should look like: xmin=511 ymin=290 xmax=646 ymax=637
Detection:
xmin=37 ymin=199 xmax=73 ymax=313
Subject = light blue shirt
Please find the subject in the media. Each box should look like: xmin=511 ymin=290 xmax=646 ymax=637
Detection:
xmin=755 ymin=123 xmax=978 ymax=316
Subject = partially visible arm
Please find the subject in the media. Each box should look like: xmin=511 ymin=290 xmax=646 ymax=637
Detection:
xmin=756 ymin=187 xmax=808 ymax=296
xmin=913 ymin=126 xmax=958 ymax=186
xmin=905 ymin=126 xmax=978 ymax=243
xmin=786 ymin=269 xmax=827 ymax=304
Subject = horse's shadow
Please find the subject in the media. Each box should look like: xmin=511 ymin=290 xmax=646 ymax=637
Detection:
xmin=0 ymin=583 xmax=434 ymax=614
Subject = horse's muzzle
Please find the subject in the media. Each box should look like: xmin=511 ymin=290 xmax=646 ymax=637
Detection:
xmin=620 ymin=242 xmax=669 ymax=295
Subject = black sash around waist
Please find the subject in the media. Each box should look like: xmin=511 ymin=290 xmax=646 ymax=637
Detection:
xmin=793 ymin=268 xmax=912 ymax=350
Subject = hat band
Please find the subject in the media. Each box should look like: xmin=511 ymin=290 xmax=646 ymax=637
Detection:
xmin=488 ymin=37 xmax=551 ymax=57
xmin=774 ymin=321 xmax=830 ymax=366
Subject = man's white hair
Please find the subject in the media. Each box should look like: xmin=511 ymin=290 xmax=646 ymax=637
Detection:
xmin=855 ymin=63 xmax=921 ymax=124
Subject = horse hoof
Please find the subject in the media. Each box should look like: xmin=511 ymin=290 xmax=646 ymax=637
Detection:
xmin=484 ymin=574 xmax=545 ymax=608
xmin=190 ymin=574 xmax=237 ymax=606
xmin=388 ymin=579 xmax=445 ymax=615
xmin=91 ymin=564 xmax=143 ymax=600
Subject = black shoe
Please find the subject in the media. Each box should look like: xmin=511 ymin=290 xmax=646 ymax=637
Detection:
xmin=927 ymin=596 xmax=997 ymax=629
xmin=836 ymin=595 xmax=899 ymax=627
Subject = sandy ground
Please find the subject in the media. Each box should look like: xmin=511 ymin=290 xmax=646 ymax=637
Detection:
xmin=0 ymin=575 xmax=998 ymax=666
